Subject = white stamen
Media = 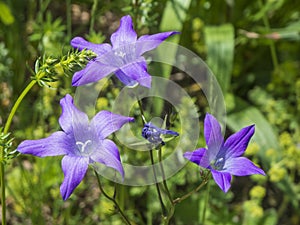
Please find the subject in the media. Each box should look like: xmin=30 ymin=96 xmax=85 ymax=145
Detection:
xmin=115 ymin=51 xmax=126 ymax=58
xmin=76 ymin=140 xmax=92 ymax=152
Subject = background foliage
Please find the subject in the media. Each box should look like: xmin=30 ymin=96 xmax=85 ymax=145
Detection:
xmin=0 ymin=0 xmax=299 ymax=224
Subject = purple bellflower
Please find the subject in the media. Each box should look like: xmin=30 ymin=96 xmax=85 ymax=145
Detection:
xmin=183 ymin=113 xmax=265 ymax=192
xmin=71 ymin=15 xmax=179 ymax=88
xmin=17 ymin=94 xmax=134 ymax=200
xmin=142 ymin=122 xmax=179 ymax=145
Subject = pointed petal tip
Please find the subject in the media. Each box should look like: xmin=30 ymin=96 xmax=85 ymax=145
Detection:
xmin=256 ymin=167 xmax=266 ymax=176
xmin=211 ymin=170 xmax=232 ymax=193
xmin=169 ymin=31 xmax=180 ymax=36
xmin=70 ymin=36 xmax=84 ymax=46
xmin=120 ymin=15 xmax=132 ymax=21
xmin=60 ymin=93 xmax=72 ymax=103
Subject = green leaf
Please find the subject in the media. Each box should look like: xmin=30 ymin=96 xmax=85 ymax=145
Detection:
xmin=160 ymin=0 xmax=192 ymax=32
xmin=0 ymin=2 xmax=14 ymax=25
xmin=204 ymin=24 xmax=235 ymax=93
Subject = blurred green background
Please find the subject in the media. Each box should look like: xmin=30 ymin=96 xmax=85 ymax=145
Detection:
xmin=0 ymin=0 xmax=299 ymax=224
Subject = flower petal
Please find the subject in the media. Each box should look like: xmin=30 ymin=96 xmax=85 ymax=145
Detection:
xmin=90 ymin=110 xmax=134 ymax=139
xmin=204 ymin=114 xmax=224 ymax=161
xmin=91 ymin=139 xmax=124 ymax=178
xmin=183 ymin=148 xmax=207 ymax=166
xmin=70 ymin=37 xmax=111 ymax=55
xmin=136 ymin=31 xmax=179 ymax=55
xmin=111 ymin=15 xmax=137 ymax=49
xmin=17 ymin=131 xmax=71 ymax=157
xmin=211 ymin=169 xmax=232 ymax=192
xmin=60 ymin=155 xmax=89 ymax=200
xmin=71 ymin=60 xmax=117 ymax=86
xmin=115 ymin=58 xmax=152 ymax=88
xmin=222 ymin=125 xmax=255 ymax=159
xmin=58 ymin=94 xmax=89 ymax=135
xmin=224 ymin=157 xmax=265 ymax=176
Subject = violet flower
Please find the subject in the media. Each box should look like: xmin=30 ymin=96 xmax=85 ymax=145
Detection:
xmin=142 ymin=122 xmax=179 ymax=145
xmin=183 ymin=113 xmax=265 ymax=192
xmin=17 ymin=94 xmax=134 ymax=200
xmin=71 ymin=15 xmax=178 ymax=88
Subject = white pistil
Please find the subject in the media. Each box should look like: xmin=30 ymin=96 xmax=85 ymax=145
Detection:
xmin=76 ymin=140 xmax=92 ymax=153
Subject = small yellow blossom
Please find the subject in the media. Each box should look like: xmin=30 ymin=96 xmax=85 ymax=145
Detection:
xmin=268 ymin=165 xmax=286 ymax=182
xmin=250 ymin=185 xmax=266 ymax=199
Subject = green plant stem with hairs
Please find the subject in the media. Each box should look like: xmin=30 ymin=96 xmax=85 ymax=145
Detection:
xmin=149 ymin=148 xmax=167 ymax=216
xmin=172 ymin=171 xmax=210 ymax=205
xmin=94 ymin=170 xmax=132 ymax=225
xmin=1 ymin=79 xmax=37 ymax=225
xmin=201 ymin=179 xmax=210 ymax=225
xmin=157 ymin=146 xmax=175 ymax=225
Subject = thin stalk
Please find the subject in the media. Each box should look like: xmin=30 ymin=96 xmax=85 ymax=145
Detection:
xmin=136 ymin=95 xmax=147 ymax=124
xmin=89 ymin=0 xmax=98 ymax=34
xmin=157 ymin=147 xmax=175 ymax=224
xmin=66 ymin=0 xmax=72 ymax=39
xmin=258 ymin=0 xmax=279 ymax=69
xmin=132 ymin=0 xmax=139 ymax=30
xmin=94 ymin=171 xmax=132 ymax=225
xmin=158 ymin=147 xmax=173 ymax=203
xmin=173 ymin=172 xmax=210 ymax=204
xmin=3 ymin=80 xmax=36 ymax=134
xmin=0 ymin=163 xmax=6 ymax=225
xmin=1 ymin=79 xmax=37 ymax=225
xmin=201 ymin=179 xmax=210 ymax=225
xmin=149 ymin=149 xmax=167 ymax=216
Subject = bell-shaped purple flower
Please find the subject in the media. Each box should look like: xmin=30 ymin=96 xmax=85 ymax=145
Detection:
xmin=183 ymin=113 xmax=265 ymax=192
xmin=17 ymin=94 xmax=134 ymax=200
xmin=71 ymin=15 xmax=179 ymax=88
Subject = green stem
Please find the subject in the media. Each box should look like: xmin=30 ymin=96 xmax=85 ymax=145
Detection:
xmin=173 ymin=172 xmax=210 ymax=204
xmin=1 ymin=79 xmax=37 ymax=225
xmin=94 ymin=171 xmax=132 ymax=225
xmin=158 ymin=148 xmax=172 ymax=203
xmin=3 ymin=80 xmax=37 ymax=134
xmin=89 ymin=0 xmax=98 ymax=34
xmin=0 ymin=163 xmax=6 ymax=225
xmin=258 ymin=0 xmax=279 ymax=69
xmin=66 ymin=0 xmax=72 ymax=39
xmin=201 ymin=179 xmax=210 ymax=225
xmin=149 ymin=149 xmax=167 ymax=216
xmin=158 ymin=147 xmax=175 ymax=225
xmin=136 ymin=95 xmax=147 ymax=124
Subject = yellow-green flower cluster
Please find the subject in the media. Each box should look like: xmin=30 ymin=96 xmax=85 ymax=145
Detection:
xmin=243 ymin=200 xmax=264 ymax=219
xmin=250 ymin=185 xmax=266 ymax=200
xmin=268 ymin=164 xmax=286 ymax=182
